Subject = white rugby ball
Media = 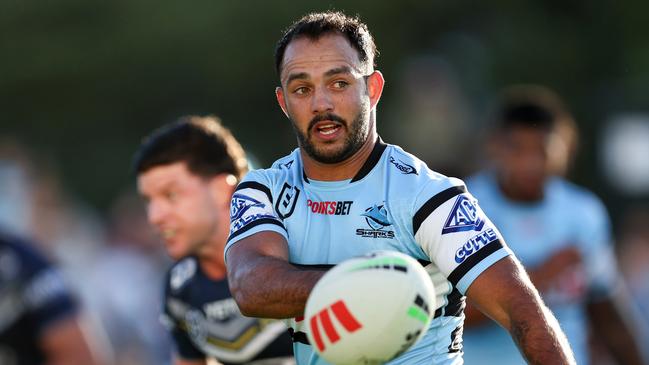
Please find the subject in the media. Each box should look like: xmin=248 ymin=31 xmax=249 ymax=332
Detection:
xmin=304 ymin=251 xmax=435 ymax=365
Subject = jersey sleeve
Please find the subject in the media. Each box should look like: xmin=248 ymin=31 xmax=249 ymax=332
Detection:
xmin=160 ymin=272 xmax=204 ymax=360
xmin=412 ymin=179 xmax=512 ymax=294
xmin=225 ymin=170 xmax=288 ymax=257
xmin=21 ymin=249 xmax=79 ymax=335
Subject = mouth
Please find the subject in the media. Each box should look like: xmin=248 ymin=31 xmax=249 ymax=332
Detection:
xmin=312 ymin=121 xmax=343 ymax=139
xmin=160 ymin=228 xmax=176 ymax=241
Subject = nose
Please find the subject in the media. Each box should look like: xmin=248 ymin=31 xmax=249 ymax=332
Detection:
xmin=147 ymin=199 xmax=167 ymax=227
xmin=311 ymin=87 xmax=334 ymax=115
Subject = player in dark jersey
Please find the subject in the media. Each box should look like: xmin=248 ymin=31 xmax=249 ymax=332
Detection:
xmin=224 ymin=11 xmax=576 ymax=365
xmin=134 ymin=116 xmax=294 ymax=365
xmin=0 ymin=230 xmax=105 ymax=365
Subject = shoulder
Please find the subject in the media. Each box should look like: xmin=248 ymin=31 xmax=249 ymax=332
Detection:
xmin=237 ymin=149 xmax=302 ymax=190
xmin=166 ymin=256 xmax=198 ymax=294
xmin=385 ymin=144 xmax=465 ymax=196
xmin=0 ymin=231 xmax=52 ymax=278
xmin=550 ymin=178 xmax=609 ymax=221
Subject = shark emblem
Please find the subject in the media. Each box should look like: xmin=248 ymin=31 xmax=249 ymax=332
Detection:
xmin=362 ymin=204 xmax=392 ymax=230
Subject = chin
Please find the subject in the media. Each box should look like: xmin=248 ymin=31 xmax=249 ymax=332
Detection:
xmin=166 ymin=243 xmax=190 ymax=260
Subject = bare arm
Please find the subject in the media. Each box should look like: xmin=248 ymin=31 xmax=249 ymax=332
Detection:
xmin=587 ymin=296 xmax=646 ymax=365
xmin=466 ymin=256 xmax=576 ymax=365
xmin=226 ymin=231 xmax=326 ymax=318
xmin=41 ymin=316 xmax=106 ymax=365
xmin=175 ymin=358 xmax=207 ymax=365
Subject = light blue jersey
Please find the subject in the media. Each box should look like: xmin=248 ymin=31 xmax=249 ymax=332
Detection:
xmin=462 ymin=171 xmax=619 ymax=365
xmin=226 ymin=139 xmax=512 ymax=365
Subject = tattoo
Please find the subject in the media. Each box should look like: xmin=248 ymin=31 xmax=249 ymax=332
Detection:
xmin=512 ymin=319 xmax=552 ymax=365
xmin=511 ymin=319 xmax=531 ymax=350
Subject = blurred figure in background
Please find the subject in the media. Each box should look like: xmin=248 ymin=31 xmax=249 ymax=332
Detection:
xmin=0 ymin=230 xmax=108 ymax=365
xmin=134 ymin=116 xmax=294 ymax=365
xmin=462 ymin=85 xmax=646 ymax=365
xmin=617 ymin=207 xmax=649 ymax=325
xmin=87 ymin=190 xmax=172 ymax=365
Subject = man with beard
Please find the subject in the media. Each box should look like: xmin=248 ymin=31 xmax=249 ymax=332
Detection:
xmin=225 ymin=11 xmax=576 ymax=365
xmin=134 ymin=116 xmax=294 ymax=365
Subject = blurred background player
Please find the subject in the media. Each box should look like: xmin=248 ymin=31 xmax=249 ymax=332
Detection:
xmin=462 ymin=85 xmax=647 ymax=365
xmin=0 ymin=229 xmax=107 ymax=365
xmin=133 ymin=116 xmax=294 ymax=365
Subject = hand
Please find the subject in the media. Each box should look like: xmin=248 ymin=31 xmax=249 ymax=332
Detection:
xmin=529 ymin=246 xmax=582 ymax=293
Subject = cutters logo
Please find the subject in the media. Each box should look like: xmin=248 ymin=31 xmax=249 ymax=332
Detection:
xmin=356 ymin=204 xmax=395 ymax=239
xmin=307 ymin=200 xmax=353 ymax=215
xmin=389 ymin=156 xmax=418 ymax=175
xmin=309 ymin=300 xmax=363 ymax=352
xmin=442 ymin=195 xmax=485 ymax=234
xmin=455 ymin=228 xmax=497 ymax=263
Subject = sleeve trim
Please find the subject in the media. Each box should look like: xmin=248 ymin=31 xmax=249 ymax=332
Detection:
xmin=447 ymin=239 xmax=504 ymax=288
xmin=227 ymin=218 xmax=285 ymax=243
xmin=412 ymin=185 xmax=466 ymax=235
xmin=236 ymin=181 xmax=273 ymax=204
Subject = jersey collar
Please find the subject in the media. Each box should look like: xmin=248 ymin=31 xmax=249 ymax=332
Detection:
xmin=301 ymin=136 xmax=387 ymax=184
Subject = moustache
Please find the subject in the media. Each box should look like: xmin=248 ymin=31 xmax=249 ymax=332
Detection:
xmin=308 ymin=113 xmax=347 ymax=131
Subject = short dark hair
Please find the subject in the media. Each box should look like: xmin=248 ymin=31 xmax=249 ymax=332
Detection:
xmin=495 ymin=85 xmax=572 ymax=133
xmin=133 ymin=115 xmax=248 ymax=180
xmin=274 ymin=11 xmax=378 ymax=75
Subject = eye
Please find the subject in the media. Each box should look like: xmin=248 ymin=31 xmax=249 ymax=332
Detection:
xmin=164 ymin=190 xmax=178 ymax=202
xmin=293 ymin=86 xmax=311 ymax=95
xmin=332 ymin=80 xmax=349 ymax=89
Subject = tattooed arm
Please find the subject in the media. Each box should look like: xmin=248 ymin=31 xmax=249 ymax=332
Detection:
xmin=466 ymin=256 xmax=576 ymax=365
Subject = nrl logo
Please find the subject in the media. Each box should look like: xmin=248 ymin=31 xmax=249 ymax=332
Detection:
xmin=389 ymin=157 xmax=418 ymax=175
xmin=275 ymin=183 xmax=300 ymax=219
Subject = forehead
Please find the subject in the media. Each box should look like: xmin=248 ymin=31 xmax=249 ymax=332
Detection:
xmin=137 ymin=162 xmax=198 ymax=193
xmin=280 ymin=33 xmax=364 ymax=82
xmin=502 ymin=126 xmax=552 ymax=146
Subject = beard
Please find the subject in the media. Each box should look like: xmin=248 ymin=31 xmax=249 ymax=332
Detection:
xmin=290 ymin=101 xmax=371 ymax=164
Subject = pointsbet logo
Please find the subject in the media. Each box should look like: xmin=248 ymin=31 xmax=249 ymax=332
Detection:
xmin=306 ymin=200 xmax=353 ymax=215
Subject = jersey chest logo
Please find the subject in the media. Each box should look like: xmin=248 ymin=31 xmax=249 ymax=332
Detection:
xmin=276 ymin=182 xmax=300 ymax=219
xmin=356 ymin=203 xmax=395 ymax=239
xmin=442 ymin=195 xmax=485 ymax=234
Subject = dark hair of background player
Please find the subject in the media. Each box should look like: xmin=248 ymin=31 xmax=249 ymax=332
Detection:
xmin=133 ymin=115 xmax=248 ymax=180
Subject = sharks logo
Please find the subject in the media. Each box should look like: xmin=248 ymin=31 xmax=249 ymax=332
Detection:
xmin=442 ymin=195 xmax=485 ymax=234
xmin=356 ymin=203 xmax=395 ymax=239
xmin=362 ymin=204 xmax=391 ymax=230
xmin=389 ymin=156 xmax=418 ymax=175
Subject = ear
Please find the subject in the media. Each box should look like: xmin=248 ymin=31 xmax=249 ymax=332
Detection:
xmin=208 ymin=174 xmax=237 ymax=209
xmin=366 ymin=70 xmax=385 ymax=110
xmin=275 ymin=86 xmax=289 ymax=118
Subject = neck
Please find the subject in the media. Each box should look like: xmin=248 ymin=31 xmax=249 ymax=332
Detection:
xmin=302 ymin=129 xmax=378 ymax=181
xmin=196 ymin=230 xmax=228 ymax=280
xmin=198 ymin=253 xmax=227 ymax=280
xmin=497 ymin=175 xmax=544 ymax=203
